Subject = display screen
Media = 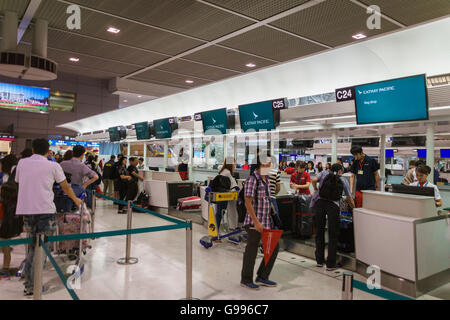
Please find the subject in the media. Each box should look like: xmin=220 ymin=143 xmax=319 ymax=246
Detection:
xmin=109 ymin=127 xmax=120 ymax=142
xmin=440 ymin=149 xmax=450 ymax=158
xmin=355 ymin=74 xmax=428 ymax=125
xmin=153 ymin=118 xmax=172 ymax=139
xmin=0 ymin=135 xmax=15 ymax=141
xmin=135 ymin=122 xmax=150 ymax=140
xmin=385 ymin=149 xmax=394 ymax=158
xmin=202 ymin=108 xmax=228 ymax=134
xmin=0 ymin=82 xmax=49 ymax=113
xmin=49 ymin=91 xmax=76 ymax=112
xmin=48 ymin=140 xmax=99 ymax=147
xmin=239 ymin=100 xmax=275 ymax=132
xmin=417 ymin=149 xmax=426 ymax=158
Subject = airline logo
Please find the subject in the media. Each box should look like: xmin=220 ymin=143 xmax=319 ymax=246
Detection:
xmin=252 ymin=111 xmax=259 ymax=119
xmin=212 ymin=117 xmax=217 ymax=124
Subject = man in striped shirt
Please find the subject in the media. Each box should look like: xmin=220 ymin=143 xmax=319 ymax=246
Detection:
xmin=241 ymin=156 xmax=279 ymax=290
xmin=268 ymin=158 xmax=281 ymax=218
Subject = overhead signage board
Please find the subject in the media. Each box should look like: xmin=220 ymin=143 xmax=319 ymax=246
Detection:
xmin=355 ymin=74 xmax=428 ymax=125
xmin=135 ymin=121 xmax=150 ymax=140
xmin=335 ymin=86 xmax=356 ymax=102
xmin=202 ymin=108 xmax=228 ymax=135
xmin=239 ymin=100 xmax=276 ymax=132
xmin=153 ymin=118 xmax=172 ymax=139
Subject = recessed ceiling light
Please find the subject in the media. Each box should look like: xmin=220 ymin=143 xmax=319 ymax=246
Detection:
xmin=246 ymin=63 xmax=256 ymax=68
xmin=352 ymin=33 xmax=367 ymax=40
xmin=107 ymin=27 xmax=120 ymax=34
xmin=69 ymin=57 xmax=79 ymax=62
xmin=185 ymin=80 xmax=194 ymax=84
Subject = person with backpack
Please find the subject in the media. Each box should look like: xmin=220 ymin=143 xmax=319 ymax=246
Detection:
xmin=102 ymin=155 xmax=116 ymax=198
xmin=213 ymin=160 xmax=238 ymax=237
xmin=240 ymin=156 xmax=279 ymax=290
xmin=310 ymin=164 xmax=354 ymax=271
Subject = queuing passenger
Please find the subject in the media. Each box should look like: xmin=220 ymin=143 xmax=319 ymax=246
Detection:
xmin=177 ymin=148 xmax=189 ymax=180
xmin=20 ymin=148 xmax=33 ymax=160
xmin=117 ymin=157 xmax=131 ymax=214
xmin=268 ymin=157 xmax=281 ymax=219
xmin=126 ymin=157 xmax=144 ymax=205
xmin=410 ymin=165 xmax=442 ymax=207
xmin=47 ymin=150 xmax=56 ymax=162
xmin=311 ymin=164 xmax=354 ymax=271
xmin=241 ymin=156 xmax=278 ymax=290
xmin=306 ymin=161 xmax=316 ymax=175
xmin=60 ymin=145 xmax=99 ymax=208
xmin=325 ymin=163 xmax=331 ymax=171
xmin=316 ymin=162 xmax=323 ymax=173
xmin=63 ymin=150 xmax=73 ymax=161
xmin=137 ymin=157 xmax=145 ymax=170
xmin=102 ymin=155 xmax=116 ymax=198
xmin=242 ymin=160 xmax=250 ymax=170
xmin=290 ymin=161 xmax=311 ymax=195
xmin=349 ymin=146 xmax=380 ymax=208
xmin=402 ymin=160 xmax=425 ymax=185
xmin=215 ymin=160 xmax=238 ymax=234
xmin=113 ymin=156 xmax=123 ymax=203
xmin=284 ymin=162 xmax=296 ymax=175
xmin=54 ymin=153 xmax=62 ymax=163
xmin=0 ymin=155 xmax=18 ymax=184
xmin=15 ymin=139 xmax=82 ymax=296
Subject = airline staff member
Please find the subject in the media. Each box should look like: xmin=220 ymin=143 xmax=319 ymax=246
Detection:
xmin=290 ymin=161 xmax=311 ymax=195
xmin=410 ymin=165 xmax=442 ymax=207
xmin=349 ymin=146 xmax=380 ymax=208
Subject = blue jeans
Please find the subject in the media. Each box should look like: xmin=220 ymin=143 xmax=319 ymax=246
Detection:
xmin=23 ymin=215 xmax=56 ymax=291
xmin=215 ymin=202 xmax=228 ymax=231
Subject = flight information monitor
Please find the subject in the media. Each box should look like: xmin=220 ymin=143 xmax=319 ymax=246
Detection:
xmin=355 ymin=74 xmax=428 ymax=125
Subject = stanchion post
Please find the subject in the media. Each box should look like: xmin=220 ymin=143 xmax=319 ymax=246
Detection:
xmin=342 ymin=272 xmax=354 ymax=300
xmin=91 ymin=190 xmax=96 ymax=233
xmin=186 ymin=220 xmax=193 ymax=300
xmin=33 ymin=234 xmax=45 ymax=300
xmin=117 ymin=201 xmax=138 ymax=265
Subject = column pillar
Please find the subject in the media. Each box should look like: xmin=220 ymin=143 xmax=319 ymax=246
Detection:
xmin=426 ymin=123 xmax=435 ymax=183
xmin=163 ymin=140 xmax=169 ymax=171
xmin=331 ymin=131 xmax=338 ymax=164
xmin=380 ymin=134 xmax=386 ymax=192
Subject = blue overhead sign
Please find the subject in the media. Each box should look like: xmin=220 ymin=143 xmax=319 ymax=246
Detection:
xmin=49 ymin=140 xmax=99 ymax=147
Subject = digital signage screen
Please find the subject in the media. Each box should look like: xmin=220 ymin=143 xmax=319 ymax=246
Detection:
xmin=153 ymin=118 xmax=172 ymax=139
xmin=202 ymin=108 xmax=228 ymax=135
xmin=0 ymin=82 xmax=50 ymax=113
xmin=135 ymin=121 xmax=150 ymax=140
xmin=385 ymin=149 xmax=394 ymax=158
xmin=417 ymin=149 xmax=427 ymax=158
xmin=239 ymin=100 xmax=275 ymax=132
xmin=440 ymin=149 xmax=450 ymax=158
xmin=355 ymin=74 xmax=428 ymax=125
xmin=108 ymin=127 xmax=120 ymax=142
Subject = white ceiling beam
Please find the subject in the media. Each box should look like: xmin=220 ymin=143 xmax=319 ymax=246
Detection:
xmin=17 ymin=0 xmax=43 ymax=43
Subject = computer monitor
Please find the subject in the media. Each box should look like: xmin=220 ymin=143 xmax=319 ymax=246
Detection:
xmin=165 ymin=167 xmax=175 ymax=172
xmin=391 ymin=184 xmax=435 ymax=197
xmin=386 ymin=175 xmax=404 ymax=185
xmin=149 ymin=166 xmax=159 ymax=171
xmin=233 ymin=172 xmax=240 ymax=180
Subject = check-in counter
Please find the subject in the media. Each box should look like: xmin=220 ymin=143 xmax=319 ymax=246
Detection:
xmin=143 ymin=170 xmax=194 ymax=208
xmin=354 ymin=191 xmax=450 ymax=297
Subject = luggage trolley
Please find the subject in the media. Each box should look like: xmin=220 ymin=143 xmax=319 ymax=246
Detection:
xmin=200 ymin=190 xmax=243 ymax=249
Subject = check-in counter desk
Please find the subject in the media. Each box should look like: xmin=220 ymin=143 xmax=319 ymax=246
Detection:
xmin=143 ymin=171 xmax=194 ymax=208
xmin=354 ymin=191 xmax=450 ymax=297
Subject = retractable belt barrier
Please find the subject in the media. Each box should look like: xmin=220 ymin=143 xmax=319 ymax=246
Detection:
xmin=0 ymin=193 xmax=194 ymax=301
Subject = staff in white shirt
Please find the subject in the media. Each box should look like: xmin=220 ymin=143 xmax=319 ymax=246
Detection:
xmin=409 ymin=164 xmax=442 ymax=207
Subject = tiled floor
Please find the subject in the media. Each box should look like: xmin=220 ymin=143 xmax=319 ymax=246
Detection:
xmin=0 ymin=199 xmax=447 ymax=300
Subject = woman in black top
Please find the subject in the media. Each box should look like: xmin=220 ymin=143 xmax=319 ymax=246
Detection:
xmin=117 ymin=157 xmax=131 ymax=214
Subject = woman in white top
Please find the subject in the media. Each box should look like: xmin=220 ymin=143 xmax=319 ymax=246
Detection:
xmin=409 ymin=165 xmax=442 ymax=207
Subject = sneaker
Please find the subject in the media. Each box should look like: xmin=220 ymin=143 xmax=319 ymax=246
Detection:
xmin=326 ymin=266 xmax=339 ymax=272
xmin=240 ymin=282 xmax=260 ymax=290
xmin=316 ymin=263 xmax=324 ymax=268
xmin=24 ymin=288 xmax=33 ymax=296
xmin=255 ymin=277 xmax=277 ymax=287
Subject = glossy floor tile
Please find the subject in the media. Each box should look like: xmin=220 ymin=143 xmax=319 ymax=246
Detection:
xmin=0 ymin=199 xmax=447 ymax=300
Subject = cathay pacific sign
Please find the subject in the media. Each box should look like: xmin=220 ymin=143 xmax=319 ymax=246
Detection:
xmin=239 ymin=100 xmax=276 ymax=132
xmin=153 ymin=118 xmax=172 ymax=139
xmin=202 ymin=108 xmax=228 ymax=135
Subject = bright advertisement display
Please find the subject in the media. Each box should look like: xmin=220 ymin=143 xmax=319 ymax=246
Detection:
xmin=0 ymin=82 xmax=50 ymax=113
xmin=153 ymin=118 xmax=172 ymax=139
xmin=355 ymin=74 xmax=428 ymax=125
xmin=48 ymin=140 xmax=100 ymax=148
xmin=202 ymin=108 xmax=228 ymax=134
xmin=239 ymin=100 xmax=275 ymax=132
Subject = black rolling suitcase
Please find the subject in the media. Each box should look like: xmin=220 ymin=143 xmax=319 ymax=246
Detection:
xmin=338 ymin=211 xmax=355 ymax=253
xmin=293 ymin=194 xmax=314 ymax=239
xmin=276 ymin=195 xmax=294 ymax=231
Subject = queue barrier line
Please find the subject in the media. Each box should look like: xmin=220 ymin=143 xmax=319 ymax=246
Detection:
xmin=41 ymin=240 xmax=80 ymax=301
xmin=353 ymin=279 xmax=414 ymax=301
xmin=94 ymin=192 xmax=186 ymax=225
xmin=0 ymin=237 xmax=33 ymax=247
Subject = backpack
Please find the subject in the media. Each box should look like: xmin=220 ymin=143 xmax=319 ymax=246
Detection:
xmin=0 ymin=172 xmax=23 ymax=239
xmin=319 ymin=173 xmax=344 ymax=201
xmin=210 ymin=175 xmax=231 ymax=193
